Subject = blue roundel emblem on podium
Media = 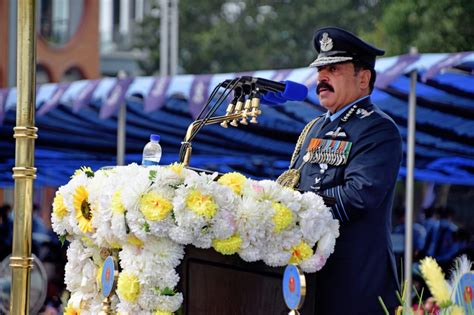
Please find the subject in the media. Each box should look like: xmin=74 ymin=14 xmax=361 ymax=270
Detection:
xmin=455 ymin=272 xmax=474 ymax=313
xmin=283 ymin=264 xmax=306 ymax=310
xmin=102 ymin=256 xmax=116 ymax=298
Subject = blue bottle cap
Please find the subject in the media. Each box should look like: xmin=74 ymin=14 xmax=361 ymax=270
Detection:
xmin=150 ymin=134 xmax=160 ymax=142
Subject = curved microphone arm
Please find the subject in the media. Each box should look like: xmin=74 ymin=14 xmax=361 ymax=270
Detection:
xmin=179 ymin=96 xmax=262 ymax=166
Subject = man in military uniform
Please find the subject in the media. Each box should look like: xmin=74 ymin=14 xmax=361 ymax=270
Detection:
xmin=278 ymin=27 xmax=402 ymax=314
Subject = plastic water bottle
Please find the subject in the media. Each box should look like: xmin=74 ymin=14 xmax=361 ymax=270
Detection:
xmin=142 ymin=134 xmax=162 ymax=166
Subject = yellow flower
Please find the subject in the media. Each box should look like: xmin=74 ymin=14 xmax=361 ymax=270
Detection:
xmin=272 ymin=202 xmax=294 ymax=233
xmin=140 ymin=192 xmax=173 ymax=221
xmin=449 ymin=305 xmax=465 ymax=315
xmin=212 ymin=234 xmax=242 ymax=255
xmin=419 ymin=257 xmax=452 ymax=307
xmin=64 ymin=304 xmax=81 ymax=315
xmin=117 ymin=272 xmax=140 ymax=302
xmin=217 ymin=172 xmax=246 ymax=195
xmin=73 ymin=186 xmax=94 ymax=233
xmin=111 ymin=191 xmax=126 ymax=215
xmin=53 ymin=193 xmax=68 ymax=219
xmin=186 ymin=190 xmax=217 ymax=219
xmin=80 ymin=236 xmax=95 ymax=248
xmin=167 ymin=162 xmax=184 ymax=175
xmin=154 ymin=311 xmax=173 ymax=315
xmin=127 ymin=235 xmax=144 ymax=247
xmin=289 ymin=241 xmax=313 ymax=264
xmin=109 ymin=241 xmax=122 ymax=249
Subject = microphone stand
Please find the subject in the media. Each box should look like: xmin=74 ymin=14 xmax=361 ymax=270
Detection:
xmin=180 ymin=94 xmax=261 ymax=166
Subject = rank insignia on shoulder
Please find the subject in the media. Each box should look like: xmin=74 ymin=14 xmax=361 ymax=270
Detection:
xmin=356 ymin=108 xmax=374 ymax=119
xmin=306 ymin=138 xmax=352 ymax=166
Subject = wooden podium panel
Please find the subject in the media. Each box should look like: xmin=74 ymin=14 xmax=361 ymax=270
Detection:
xmin=178 ymin=246 xmax=316 ymax=315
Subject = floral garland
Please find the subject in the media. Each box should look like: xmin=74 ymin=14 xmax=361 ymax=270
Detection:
xmin=52 ymin=163 xmax=339 ymax=314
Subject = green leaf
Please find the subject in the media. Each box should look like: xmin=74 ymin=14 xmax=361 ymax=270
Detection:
xmin=149 ymin=170 xmax=157 ymax=181
xmin=81 ymin=166 xmax=95 ymax=178
xmin=161 ymin=287 xmax=176 ymax=296
xmin=59 ymin=234 xmax=67 ymax=247
xmin=377 ymin=296 xmax=390 ymax=315
xmin=153 ymin=287 xmax=176 ymax=296
xmin=143 ymin=221 xmax=150 ymax=232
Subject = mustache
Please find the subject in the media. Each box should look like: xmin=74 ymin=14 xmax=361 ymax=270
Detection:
xmin=316 ymin=82 xmax=334 ymax=94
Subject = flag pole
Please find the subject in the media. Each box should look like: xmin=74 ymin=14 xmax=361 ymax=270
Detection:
xmin=404 ymin=47 xmax=418 ymax=310
xmin=10 ymin=0 xmax=37 ymax=313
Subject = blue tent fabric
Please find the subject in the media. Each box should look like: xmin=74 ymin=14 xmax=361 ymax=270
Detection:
xmin=0 ymin=52 xmax=473 ymax=187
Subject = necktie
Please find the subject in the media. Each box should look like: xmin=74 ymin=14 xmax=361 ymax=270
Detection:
xmin=321 ymin=116 xmax=331 ymax=129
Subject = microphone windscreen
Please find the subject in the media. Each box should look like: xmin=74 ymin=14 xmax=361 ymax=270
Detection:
xmin=261 ymin=96 xmax=280 ymax=105
xmin=279 ymin=80 xmax=308 ymax=101
xmin=262 ymin=92 xmax=286 ymax=104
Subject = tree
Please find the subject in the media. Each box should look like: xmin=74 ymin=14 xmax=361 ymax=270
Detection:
xmin=375 ymin=0 xmax=474 ymax=55
xmin=133 ymin=0 xmax=473 ymax=75
xmin=134 ymin=0 xmax=387 ymax=74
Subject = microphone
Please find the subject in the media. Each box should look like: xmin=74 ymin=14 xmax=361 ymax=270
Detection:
xmin=222 ymin=76 xmax=308 ymax=102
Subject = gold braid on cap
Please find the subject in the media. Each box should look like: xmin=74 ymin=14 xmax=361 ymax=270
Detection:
xmin=276 ymin=116 xmax=322 ymax=189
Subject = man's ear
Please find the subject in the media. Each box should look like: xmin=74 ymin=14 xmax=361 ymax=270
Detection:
xmin=359 ymin=69 xmax=371 ymax=90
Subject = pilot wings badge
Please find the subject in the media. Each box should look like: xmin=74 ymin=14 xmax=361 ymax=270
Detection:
xmin=320 ymin=33 xmax=333 ymax=52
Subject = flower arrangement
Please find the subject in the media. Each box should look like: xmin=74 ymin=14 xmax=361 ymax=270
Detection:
xmin=417 ymin=255 xmax=473 ymax=315
xmin=384 ymin=255 xmax=473 ymax=315
xmin=52 ymin=164 xmax=339 ymax=314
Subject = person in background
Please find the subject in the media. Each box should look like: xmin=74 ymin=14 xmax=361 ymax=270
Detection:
xmin=433 ymin=207 xmax=458 ymax=260
xmin=0 ymin=204 xmax=13 ymax=261
xmin=420 ymin=206 xmax=441 ymax=258
xmin=393 ymin=206 xmax=427 ymax=260
xmin=277 ymin=26 xmax=402 ymax=314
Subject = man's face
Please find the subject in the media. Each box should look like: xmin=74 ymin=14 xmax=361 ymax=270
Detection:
xmin=315 ymin=62 xmax=369 ymax=113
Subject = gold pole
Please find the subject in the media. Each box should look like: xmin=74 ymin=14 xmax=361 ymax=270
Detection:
xmin=10 ymin=0 xmax=37 ymax=314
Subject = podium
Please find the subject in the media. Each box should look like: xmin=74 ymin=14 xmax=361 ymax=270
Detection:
xmin=178 ymin=246 xmax=316 ymax=315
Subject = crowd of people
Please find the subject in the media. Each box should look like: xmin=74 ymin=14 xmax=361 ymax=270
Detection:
xmin=0 ymin=203 xmax=67 ymax=314
xmin=393 ymin=205 xmax=473 ymax=270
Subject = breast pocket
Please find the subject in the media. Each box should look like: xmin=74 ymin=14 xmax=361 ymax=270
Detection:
xmin=307 ymin=164 xmax=344 ymax=191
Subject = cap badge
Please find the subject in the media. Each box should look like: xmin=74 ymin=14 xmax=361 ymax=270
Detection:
xmin=320 ymin=33 xmax=333 ymax=52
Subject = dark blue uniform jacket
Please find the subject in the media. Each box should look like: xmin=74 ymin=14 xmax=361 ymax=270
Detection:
xmin=294 ymin=97 xmax=402 ymax=314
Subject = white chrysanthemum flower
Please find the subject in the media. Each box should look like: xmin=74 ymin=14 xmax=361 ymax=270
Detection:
xmin=210 ymin=209 xmax=236 ymax=240
xmin=153 ymin=268 xmax=181 ymax=290
xmin=301 ymin=191 xmax=330 ymax=213
xmin=125 ymin=208 xmax=149 ymax=242
xmin=153 ymin=166 xmax=187 ymax=188
xmin=64 ymin=240 xmax=100 ymax=300
xmin=119 ymin=244 xmax=145 ymax=272
xmin=263 ymin=249 xmax=292 ymax=267
xmin=315 ymin=231 xmax=338 ymax=258
xmin=110 ymin=213 xmax=129 ymax=245
xmin=168 ymin=225 xmax=195 ymax=244
xmin=193 ymin=233 xmax=213 ymax=248
xmin=116 ymin=300 xmax=146 ymax=315
xmin=235 ymin=196 xmax=273 ymax=249
xmin=238 ymin=245 xmax=262 ymax=262
xmin=81 ymin=294 xmax=104 ymax=315
xmin=137 ymin=292 xmax=183 ymax=313
xmin=142 ymin=237 xmax=185 ymax=269
xmin=89 ymin=171 xmax=115 ymax=247
xmin=300 ymin=253 xmax=328 ymax=273
xmin=120 ymin=167 xmax=152 ymax=210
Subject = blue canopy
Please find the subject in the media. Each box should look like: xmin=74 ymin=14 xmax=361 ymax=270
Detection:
xmin=0 ymin=52 xmax=473 ymax=187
